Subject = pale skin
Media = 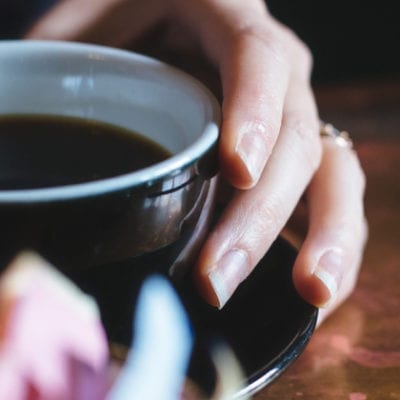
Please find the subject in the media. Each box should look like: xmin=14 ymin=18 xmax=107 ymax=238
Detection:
xmin=27 ymin=0 xmax=367 ymax=324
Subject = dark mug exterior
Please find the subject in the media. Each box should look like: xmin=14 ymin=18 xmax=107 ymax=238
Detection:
xmin=0 ymin=41 xmax=220 ymax=341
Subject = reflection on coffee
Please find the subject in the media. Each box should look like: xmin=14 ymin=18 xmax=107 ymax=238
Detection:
xmin=0 ymin=114 xmax=171 ymax=190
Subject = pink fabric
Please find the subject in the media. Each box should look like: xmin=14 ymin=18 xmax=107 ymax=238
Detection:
xmin=0 ymin=253 xmax=109 ymax=400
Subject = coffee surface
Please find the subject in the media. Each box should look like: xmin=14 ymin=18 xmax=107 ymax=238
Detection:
xmin=0 ymin=114 xmax=171 ymax=190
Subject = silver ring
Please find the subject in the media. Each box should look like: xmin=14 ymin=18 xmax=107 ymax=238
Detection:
xmin=320 ymin=121 xmax=353 ymax=149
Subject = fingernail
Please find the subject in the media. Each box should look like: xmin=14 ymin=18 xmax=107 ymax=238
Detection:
xmin=236 ymin=124 xmax=269 ymax=184
xmin=313 ymin=249 xmax=344 ymax=307
xmin=207 ymin=249 xmax=249 ymax=309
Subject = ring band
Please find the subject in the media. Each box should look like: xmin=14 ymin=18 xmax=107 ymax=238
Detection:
xmin=320 ymin=121 xmax=353 ymax=149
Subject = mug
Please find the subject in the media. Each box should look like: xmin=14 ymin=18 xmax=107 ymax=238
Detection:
xmin=0 ymin=40 xmax=220 ymax=342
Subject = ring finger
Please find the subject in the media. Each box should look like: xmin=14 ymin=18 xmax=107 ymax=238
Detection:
xmin=292 ymin=130 xmax=367 ymax=314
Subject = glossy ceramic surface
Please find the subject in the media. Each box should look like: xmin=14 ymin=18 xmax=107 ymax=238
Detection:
xmin=102 ymin=237 xmax=317 ymax=398
xmin=181 ymin=236 xmax=318 ymax=398
xmin=0 ymin=41 xmax=219 ymax=274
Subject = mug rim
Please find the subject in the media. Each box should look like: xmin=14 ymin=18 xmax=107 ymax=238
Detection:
xmin=0 ymin=40 xmax=220 ymax=203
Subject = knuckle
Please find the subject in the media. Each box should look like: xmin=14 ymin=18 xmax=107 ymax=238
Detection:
xmin=231 ymin=23 xmax=289 ymax=67
xmin=285 ymin=114 xmax=322 ymax=173
xmin=257 ymin=194 xmax=288 ymax=232
xmin=223 ymin=207 xmax=273 ymax=267
xmin=271 ymin=22 xmax=313 ymax=77
xmin=236 ymin=195 xmax=287 ymax=257
xmin=246 ymin=118 xmax=280 ymax=148
xmin=293 ymin=38 xmax=314 ymax=77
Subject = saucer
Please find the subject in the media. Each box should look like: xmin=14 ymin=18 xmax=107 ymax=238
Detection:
xmin=76 ymin=235 xmax=317 ymax=398
xmin=179 ymin=236 xmax=318 ymax=398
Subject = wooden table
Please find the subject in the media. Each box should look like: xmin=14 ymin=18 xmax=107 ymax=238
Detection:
xmin=255 ymin=80 xmax=400 ymax=399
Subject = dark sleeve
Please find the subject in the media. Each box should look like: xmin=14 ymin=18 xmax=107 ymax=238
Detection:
xmin=0 ymin=0 xmax=58 ymax=39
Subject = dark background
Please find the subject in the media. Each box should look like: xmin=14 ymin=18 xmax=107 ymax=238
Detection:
xmin=0 ymin=0 xmax=55 ymax=37
xmin=1 ymin=0 xmax=399 ymax=84
xmin=267 ymin=0 xmax=400 ymax=83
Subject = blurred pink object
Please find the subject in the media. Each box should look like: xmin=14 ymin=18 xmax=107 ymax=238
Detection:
xmin=0 ymin=252 xmax=109 ymax=400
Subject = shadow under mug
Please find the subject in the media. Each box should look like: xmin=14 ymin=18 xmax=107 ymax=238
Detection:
xmin=0 ymin=40 xmax=220 ymax=342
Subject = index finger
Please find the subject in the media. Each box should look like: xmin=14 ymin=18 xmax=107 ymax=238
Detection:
xmin=172 ymin=0 xmax=291 ymax=189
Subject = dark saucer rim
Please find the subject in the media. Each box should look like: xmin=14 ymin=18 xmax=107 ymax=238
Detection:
xmin=183 ymin=236 xmax=318 ymax=398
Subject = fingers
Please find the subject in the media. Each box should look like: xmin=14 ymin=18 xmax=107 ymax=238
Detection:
xmin=292 ymin=139 xmax=367 ymax=311
xmin=195 ymin=77 xmax=321 ymax=308
xmin=26 ymin=0 xmax=166 ymax=47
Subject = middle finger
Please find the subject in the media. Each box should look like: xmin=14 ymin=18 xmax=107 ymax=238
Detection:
xmin=195 ymin=78 xmax=321 ymax=308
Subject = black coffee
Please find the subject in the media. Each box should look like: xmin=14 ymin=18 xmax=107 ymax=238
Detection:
xmin=0 ymin=114 xmax=171 ymax=190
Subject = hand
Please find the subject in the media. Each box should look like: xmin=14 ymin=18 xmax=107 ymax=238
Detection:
xmin=27 ymin=0 xmax=367 ymax=323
